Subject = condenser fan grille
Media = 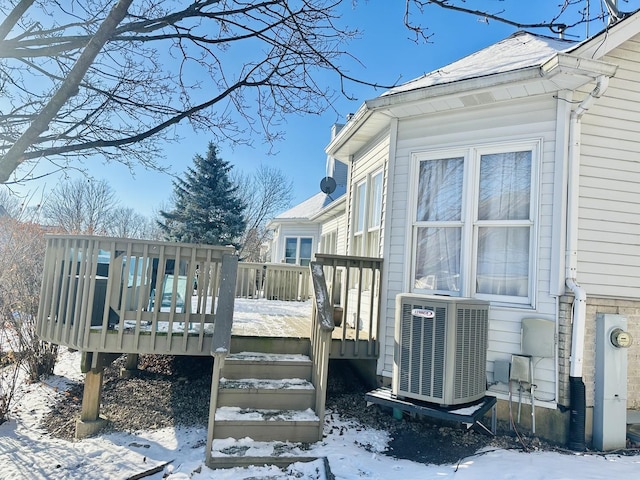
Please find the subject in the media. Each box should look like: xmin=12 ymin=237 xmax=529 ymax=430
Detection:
xmin=394 ymin=295 xmax=489 ymax=406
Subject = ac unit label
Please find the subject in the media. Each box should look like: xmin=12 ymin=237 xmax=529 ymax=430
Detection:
xmin=412 ymin=308 xmax=435 ymax=318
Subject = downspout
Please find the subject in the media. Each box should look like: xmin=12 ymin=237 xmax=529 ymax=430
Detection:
xmin=566 ymin=75 xmax=610 ymax=450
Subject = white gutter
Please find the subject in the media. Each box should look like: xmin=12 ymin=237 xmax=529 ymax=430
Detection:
xmin=566 ymin=75 xmax=610 ymax=379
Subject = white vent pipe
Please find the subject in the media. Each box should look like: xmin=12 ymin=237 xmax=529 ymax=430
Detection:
xmin=565 ymin=75 xmax=610 ymax=450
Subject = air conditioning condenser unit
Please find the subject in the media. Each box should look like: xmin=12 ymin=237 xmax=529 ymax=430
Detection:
xmin=393 ymin=294 xmax=489 ymax=406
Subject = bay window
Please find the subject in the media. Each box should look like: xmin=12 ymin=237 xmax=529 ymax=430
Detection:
xmin=412 ymin=141 xmax=538 ymax=304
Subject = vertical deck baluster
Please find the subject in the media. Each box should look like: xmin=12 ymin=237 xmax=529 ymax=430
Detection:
xmin=341 ymin=263 xmax=351 ymax=355
xmin=368 ymin=264 xmax=377 ymax=356
xmin=54 ymin=237 xmax=74 ymax=343
xmin=134 ymin=243 xmax=150 ymax=350
xmin=197 ymin=249 xmax=213 ymax=352
xmin=165 ymin=244 xmax=181 ymax=351
xmin=353 ymin=261 xmax=364 ymax=356
xmin=36 ymin=237 xmax=52 ymax=339
xmin=45 ymin=238 xmax=64 ymax=341
xmin=60 ymin=238 xmax=79 ymax=344
xmin=73 ymin=238 xmax=89 ymax=347
xmin=99 ymin=240 xmax=115 ymax=349
xmin=182 ymin=246 xmax=197 ymax=352
xmin=117 ymin=242 xmax=133 ymax=350
xmin=151 ymin=244 xmax=166 ymax=351
xmin=81 ymin=240 xmax=100 ymax=350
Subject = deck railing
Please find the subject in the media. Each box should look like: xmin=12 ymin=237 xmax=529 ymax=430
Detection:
xmin=36 ymin=235 xmax=234 ymax=355
xmin=314 ymin=253 xmax=382 ymax=357
xmin=235 ymin=262 xmax=310 ymax=301
xmin=309 ymin=261 xmax=334 ymax=440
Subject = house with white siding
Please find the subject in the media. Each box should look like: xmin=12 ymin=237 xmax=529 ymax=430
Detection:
xmin=267 ymin=157 xmax=348 ymax=265
xmin=320 ymin=11 xmax=640 ymax=448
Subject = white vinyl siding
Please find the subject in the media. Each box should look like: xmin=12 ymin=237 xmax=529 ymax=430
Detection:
xmin=377 ymin=94 xmax=559 ymax=404
xmin=348 ymin=132 xmax=389 ymax=258
xmin=577 ymin=39 xmax=640 ymax=298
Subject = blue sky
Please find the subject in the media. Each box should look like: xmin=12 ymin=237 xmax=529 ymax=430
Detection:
xmin=10 ymin=1 xmax=640 ymax=217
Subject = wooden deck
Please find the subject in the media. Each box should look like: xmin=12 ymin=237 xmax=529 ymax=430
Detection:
xmin=36 ymin=235 xmax=380 ymax=359
xmin=35 ymin=235 xmax=383 ymax=447
xmin=229 ymin=299 xmax=374 ymax=359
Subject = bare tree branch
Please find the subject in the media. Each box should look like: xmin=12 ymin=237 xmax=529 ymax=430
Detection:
xmin=0 ymin=0 xmax=627 ymax=184
xmin=0 ymin=0 xmax=33 ymax=42
xmin=0 ymin=0 xmax=134 ymax=182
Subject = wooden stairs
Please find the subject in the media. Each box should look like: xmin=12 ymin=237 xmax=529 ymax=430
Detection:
xmin=207 ymin=350 xmax=325 ymax=470
xmin=205 ymin=261 xmax=336 ymax=473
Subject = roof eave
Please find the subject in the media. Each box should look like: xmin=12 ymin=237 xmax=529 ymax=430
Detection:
xmin=326 ymin=67 xmax=543 ymax=159
xmin=540 ymin=52 xmax=618 ymax=79
xmin=309 ymin=195 xmax=346 ymax=222
xmin=326 ymin=53 xmax=617 ymax=160
xmin=570 ymin=8 xmax=640 ymax=59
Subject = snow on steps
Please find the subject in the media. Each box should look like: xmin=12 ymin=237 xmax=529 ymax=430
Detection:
xmin=221 ymin=352 xmax=312 ymax=380
xmin=214 ymin=406 xmax=320 ymax=442
xmin=218 ymin=377 xmax=315 ymax=410
xmin=208 ymin=438 xmax=334 ymax=476
xmin=213 ymin=351 xmax=321 ymax=444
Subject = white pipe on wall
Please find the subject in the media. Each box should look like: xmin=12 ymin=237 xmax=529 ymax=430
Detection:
xmin=565 ymin=75 xmax=609 ymax=379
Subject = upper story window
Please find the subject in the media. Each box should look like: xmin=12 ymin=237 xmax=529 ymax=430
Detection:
xmin=285 ymin=237 xmax=313 ymax=266
xmin=351 ymin=169 xmax=384 ymax=257
xmin=411 ymin=141 xmax=538 ymax=305
xmin=320 ymin=230 xmax=337 ymax=255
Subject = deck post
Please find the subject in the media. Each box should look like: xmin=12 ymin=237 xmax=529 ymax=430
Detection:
xmin=120 ymin=353 xmax=139 ymax=378
xmin=75 ymin=367 xmax=107 ymax=438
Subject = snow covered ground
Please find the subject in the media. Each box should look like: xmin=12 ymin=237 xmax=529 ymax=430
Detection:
xmin=2 ymin=299 xmax=640 ymax=479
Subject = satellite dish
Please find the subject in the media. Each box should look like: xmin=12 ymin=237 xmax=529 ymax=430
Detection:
xmin=320 ymin=176 xmax=336 ymax=195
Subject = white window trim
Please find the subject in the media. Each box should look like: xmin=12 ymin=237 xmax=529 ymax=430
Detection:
xmin=284 ymin=236 xmax=313 ymax=265
xmin=408 ymin=139 xmax=541 ymax=307
xmin=350 ymin=168 xmax=384 ymax=257
xmin=320 ymin=230 xmax=337 ymax=255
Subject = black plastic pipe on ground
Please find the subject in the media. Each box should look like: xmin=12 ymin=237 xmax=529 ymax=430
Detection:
xmin=568 ymin=376 xmax=586 ymax=451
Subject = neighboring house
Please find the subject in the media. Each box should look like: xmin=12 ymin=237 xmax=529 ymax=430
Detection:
xmin=267 ymin=153 xmax=348 ymax=265
xmin=317 ymin=11 xmax=640 ymax=447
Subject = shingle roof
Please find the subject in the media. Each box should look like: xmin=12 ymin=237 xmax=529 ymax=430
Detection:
xmin=274 ymin=186 xmax=346 ymax=220
xmin=385 ymin=31 xmax=576 ymax=96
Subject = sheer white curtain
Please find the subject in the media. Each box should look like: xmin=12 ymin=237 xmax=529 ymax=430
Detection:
xmin=476 ymin=151 xmax=531 ymax=297
xmin=414 ymin=157 xmax=463 ymax=292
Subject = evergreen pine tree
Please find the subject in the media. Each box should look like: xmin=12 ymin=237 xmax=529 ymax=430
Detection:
xmin=159 ymin=142 xmax=246 ymax=247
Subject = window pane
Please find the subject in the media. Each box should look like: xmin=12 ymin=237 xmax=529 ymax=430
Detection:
xmin=321 ymin=231 xmax=336 ymax=254
xmin=356 ymin=182 xmax=366 ymax=233
xmin=300 ymin=238 xmax=312 ymax=260
xmin=370 ymin=172 xmax=383 ymax=228
xmin=478 ymin=151 xmax=531 ymax=221
xmin=353 ymin=234 xmax=364 ymax=256
xmin=417 ymin=157 xmax=463 ymax=222
xmin=476 ymin=226 xmax=529 ymax=296
xmin=414 ymin=227 xmax=461 ymax=292
xmin=366 ymin=230 xmax=380 ymax=257
xmin=285 ymin=238 xmax=297 ymax=262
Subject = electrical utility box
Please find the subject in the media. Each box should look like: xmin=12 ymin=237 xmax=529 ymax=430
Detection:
xmin=593 ymin=313 xmax=632 ymax=451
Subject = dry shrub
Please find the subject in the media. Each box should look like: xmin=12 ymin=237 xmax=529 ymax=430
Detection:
xmin=0 ymin=217 xmax=58 ymax=422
